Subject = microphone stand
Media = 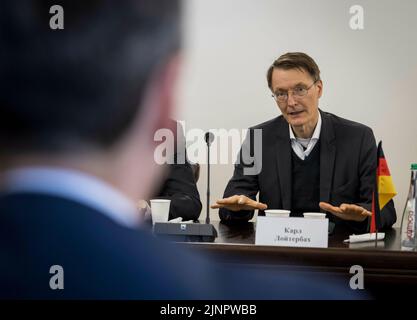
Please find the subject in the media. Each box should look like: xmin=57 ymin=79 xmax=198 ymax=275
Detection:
xmin=152 ymin=131 xmax=218 ymax=242
xmin=206 ymin=135 xmax=211 ymax=224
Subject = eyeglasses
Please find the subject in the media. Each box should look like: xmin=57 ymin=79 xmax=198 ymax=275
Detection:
xmin=271 ymin=80 xmax=318 ymax=103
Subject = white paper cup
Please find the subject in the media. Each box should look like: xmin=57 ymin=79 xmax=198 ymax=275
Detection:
xmin=264 ymin=209 xmax=290 ymax=217
xmin=150 ymin=199 xmax=171 ymax=224
xmin=303 ymin=212 xmax=326 ymax=219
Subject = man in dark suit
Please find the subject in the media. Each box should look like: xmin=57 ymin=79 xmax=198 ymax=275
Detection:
xmin=141 ymin=120 xmax=202 ymax=222
xmin=213 ymin=52 xmax=396 ymax=233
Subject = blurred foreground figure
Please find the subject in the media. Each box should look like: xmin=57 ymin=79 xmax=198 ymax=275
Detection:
xmin=0 ymin=0 xmax=365 ymax=299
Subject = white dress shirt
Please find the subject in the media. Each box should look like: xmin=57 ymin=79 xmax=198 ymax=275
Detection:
xmin=0 ymin=166 xmax=141 ymax=229
xmin=289 ymin=112 xmax=322 ymax=160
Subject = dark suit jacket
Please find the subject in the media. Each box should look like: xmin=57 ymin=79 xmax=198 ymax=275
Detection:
xmin=157 ymin=162 xmax=201 ymax=221
xmin=154 ymin=120 xmax=202 ymax=221
xmin=0 ymin=192 xmax=362 ymax=299
xmin=219 ymin=110 xmax=396 ymax=233
xmin=0 ymin=193 xmax=219 ymax=299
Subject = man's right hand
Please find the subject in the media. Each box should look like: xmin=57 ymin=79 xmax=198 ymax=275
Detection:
xmin=211 ymin=195 xmax=267 ymax=212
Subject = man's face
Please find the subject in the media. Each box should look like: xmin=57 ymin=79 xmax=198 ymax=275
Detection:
xmin=270 ymin=68 xmax=322 ymax=129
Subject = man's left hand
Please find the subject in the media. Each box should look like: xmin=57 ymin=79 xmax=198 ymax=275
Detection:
xmin=319 ymin=202 xmax=372 ymax=222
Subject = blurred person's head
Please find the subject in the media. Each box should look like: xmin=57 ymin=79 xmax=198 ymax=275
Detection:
xmin=0 ymin=0 xmax=181 ymax=200
xmin=267 ymin=52 xmax=322 ymax=137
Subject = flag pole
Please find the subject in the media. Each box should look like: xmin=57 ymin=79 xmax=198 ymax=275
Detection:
xmin=373 ymin=141 xmax=382 ymax=248
xmin=371 ymin=140 xmax=397 ymax=247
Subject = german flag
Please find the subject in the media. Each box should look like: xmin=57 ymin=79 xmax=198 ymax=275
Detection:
xmin=370 ymin=141 xmax=397 ymax=233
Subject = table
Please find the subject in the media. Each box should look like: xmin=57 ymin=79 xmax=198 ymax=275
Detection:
xmin=181 ymin=221 xmax=417 ymax=298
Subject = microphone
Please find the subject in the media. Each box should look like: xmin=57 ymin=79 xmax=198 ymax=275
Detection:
xmin=153 ymin=131 xmax=218 ymax=242
xmin=204 ymin=132 xmax=215 ymax=146
xmin=205 ymin=131 xmax=214 ymax=224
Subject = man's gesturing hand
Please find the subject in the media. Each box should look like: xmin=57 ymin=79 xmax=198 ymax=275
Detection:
xmin=211 ymin=195 xmax=267 ymax=212
xmin=319 ymin=202 xmax=372 ymax=222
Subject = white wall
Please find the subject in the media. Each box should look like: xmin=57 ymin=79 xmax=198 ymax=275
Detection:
xmin=175 ymin=0 xmax=417 ymax=226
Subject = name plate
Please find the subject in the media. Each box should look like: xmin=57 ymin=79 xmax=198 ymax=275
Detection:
xmin=255 ymin=217 xmax=328 ymax=248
